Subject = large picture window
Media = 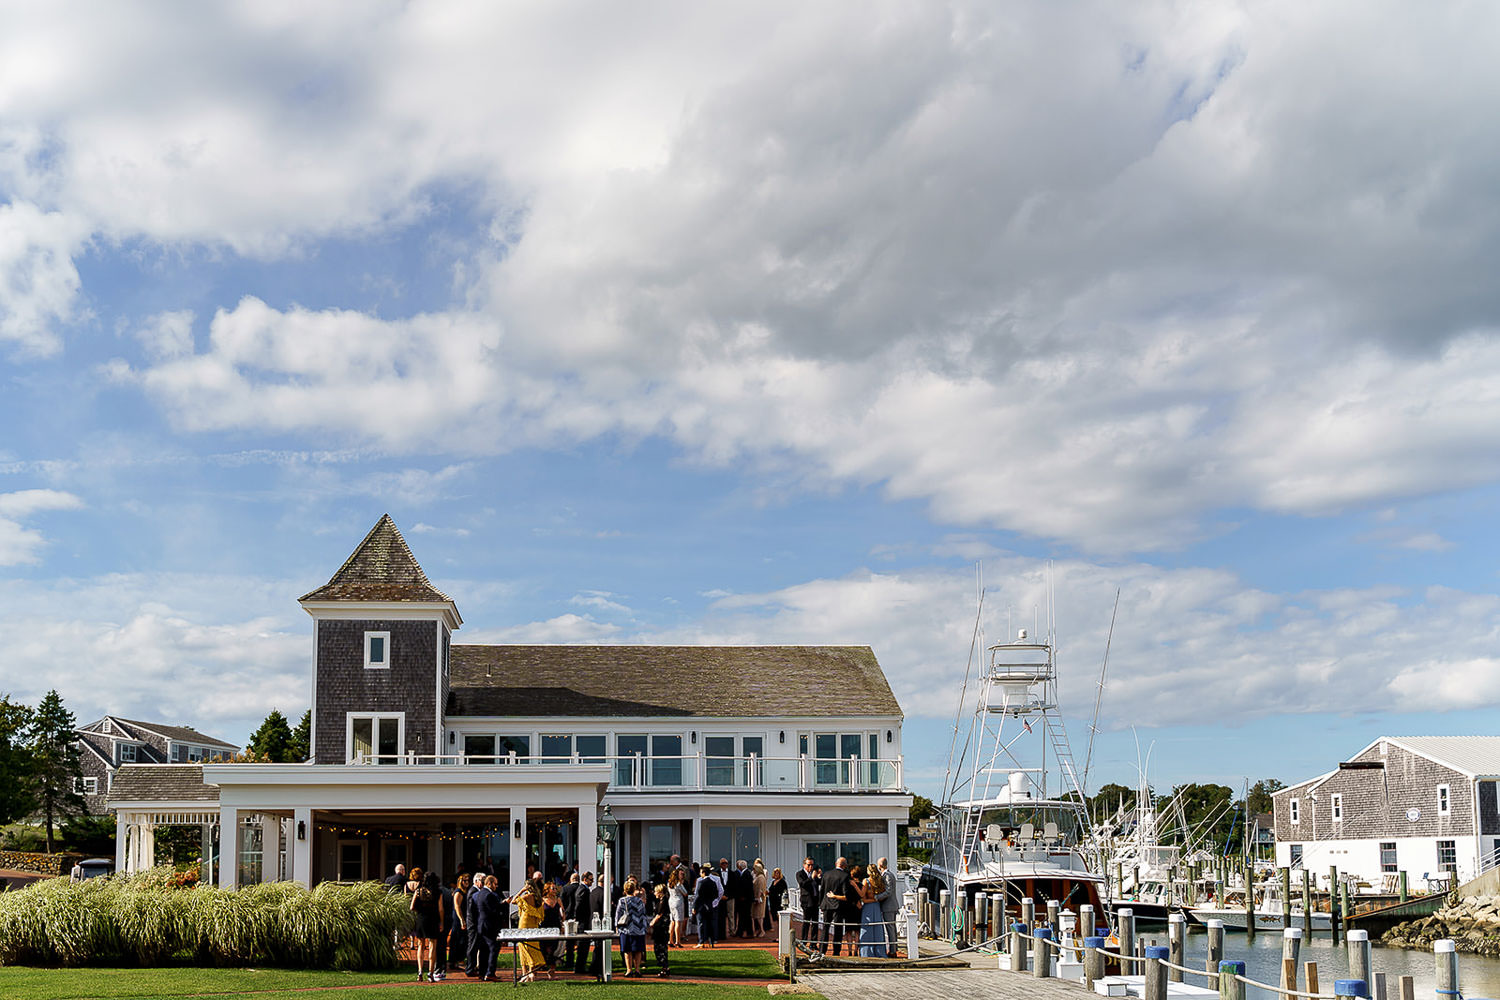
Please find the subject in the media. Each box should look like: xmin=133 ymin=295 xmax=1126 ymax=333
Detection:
xmin=348 ymin=713 xmax=403 ymax=763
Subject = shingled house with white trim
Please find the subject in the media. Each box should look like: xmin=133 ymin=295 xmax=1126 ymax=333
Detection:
xmin=1272 ymin=736 xmax=1500 ymax=891
xmin=74 ymin=717 xmax=237 ymax=814
xmin=110 ymin=516 xmax=912 ymax=894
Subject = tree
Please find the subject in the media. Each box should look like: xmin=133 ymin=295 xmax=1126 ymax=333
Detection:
xmin=27 ymin=690 xmax=84 ymax=853
xmin=0 ymin=694 xmax=35 ymax=824
xmin=908 ymin=795 xmax=934 ymax=826
xmin=1246 ymin=778 xmax=1285 ymax=816
xmin=246 ymin=709 xmax=295 ymax=763
xmin=290 ymin=709 xmax=311 ymax=763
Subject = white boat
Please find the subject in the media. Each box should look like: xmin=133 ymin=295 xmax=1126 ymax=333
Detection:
xmin=922 ymin=626 xmax=1106 ymax=917
xmin=1188 ymin=881 xmax=1331 ymax=931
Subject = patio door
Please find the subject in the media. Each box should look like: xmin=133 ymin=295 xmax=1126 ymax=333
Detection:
xmin=705 ymin=735 xmax=764 ymax=787
xmin=813 ymin=733 xmax=864 ymax=787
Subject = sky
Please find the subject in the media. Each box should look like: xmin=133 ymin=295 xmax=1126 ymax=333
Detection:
xmin=2 ymin=1 xmax=1499 ymax=804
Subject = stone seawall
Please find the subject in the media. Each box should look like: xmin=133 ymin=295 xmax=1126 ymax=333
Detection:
xmin=0 ymin=851 xmax=83 ymax=876
xmin=1384 ymin=894 xmax=1500 ymax=955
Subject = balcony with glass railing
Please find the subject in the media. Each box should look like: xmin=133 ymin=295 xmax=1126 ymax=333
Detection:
xmin=348 ymin=751 xmax=904 ymax=793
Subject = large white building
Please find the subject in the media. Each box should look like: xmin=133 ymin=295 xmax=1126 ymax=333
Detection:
xmin=1272 ymin=736 xmax=1500 ymax=891
xmin=109 ymin=516 xmax=912 ymax=896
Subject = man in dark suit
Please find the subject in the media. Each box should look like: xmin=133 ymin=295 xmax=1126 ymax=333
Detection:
xmin=818 ymin=857 xmax=852 ymax=955
xmin=468 ymin=875 xmax=503 ymax=981
xmin=716 ymin=858 xmax=733 ymax=938
xmin=731 ymin=860 xmax=754 ymax=937
xmin=573 ymin=872 xmax=602 ymax=977
xmin=560 ymin=872 xmax=585 ymax=967
xmin=795 ymin=857 xmax=821 ymax=949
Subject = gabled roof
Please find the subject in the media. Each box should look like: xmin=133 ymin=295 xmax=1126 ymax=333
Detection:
xmin=448 ymin=644 xmax=902 ymax=718
xmin=106 ymin=765 xmax=219 ymax=803
xmin=1383 ymin=736 xmax=1500 ymax=778
xmin=79 ymin=716 xmax=238 ymax=750
xmin=299 ymin=514 xmax=458 ymax=610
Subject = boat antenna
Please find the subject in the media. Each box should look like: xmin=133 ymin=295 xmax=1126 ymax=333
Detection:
xmin=1081 ymin=587 xmax=1120 ymax=793
xmin=942 ymin=565 xmax=985 ymax=802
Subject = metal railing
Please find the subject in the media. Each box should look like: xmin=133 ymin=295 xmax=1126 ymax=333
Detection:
xmin=349 ymin=751 xmax=904 ymax=792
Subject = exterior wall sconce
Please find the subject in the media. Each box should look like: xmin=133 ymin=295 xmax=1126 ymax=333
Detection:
xmin=690 ymin=731 xmax=697 ymax=744
xmin=779 ymin=731 xmax=785 ymax=744
xmin=514 ymin=819 xmax=523 ymax=839
xmin=886 ymin=730 xmax=893 ymax=743
xmin=449 ymin=731 xmax=456 ymax=745
xmin=297 ymin=821 xmax=306 ymax=841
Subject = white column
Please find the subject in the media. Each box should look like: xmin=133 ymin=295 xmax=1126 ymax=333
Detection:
xmin=292 ymin=807 xmax=313 ymax=888
xmin=261 ymin=815 xmax=282 ymax=884
xmin=115 ymin=813 xmax=131 ymax=873
xmin=577 ymin=801 xmax=598 ymax=875
xmin=691 ymin=814 xmax=703 ymax=864
xmin=219 ymin=806 xmax=239 ymax=888
xmin=887 ymin=818 xmax=898 ymax=863
xmin=509 ymin=805 xmax=527 ymax=898
xmin=427 ymin=833 xmax=444 ymax=876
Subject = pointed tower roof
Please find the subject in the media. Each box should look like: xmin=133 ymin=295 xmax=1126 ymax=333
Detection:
xmin=299 ymin=515 xmax=458 ymax=616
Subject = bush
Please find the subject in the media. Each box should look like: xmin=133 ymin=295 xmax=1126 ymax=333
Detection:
xmin=0 ymin=868 xmax=412 ymax=969
xmin=0 ymin=824 xmax=44 ymax=852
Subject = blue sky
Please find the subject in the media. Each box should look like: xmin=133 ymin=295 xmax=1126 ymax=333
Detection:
xmin=3 ymin=1 xmax=1500 ymax=803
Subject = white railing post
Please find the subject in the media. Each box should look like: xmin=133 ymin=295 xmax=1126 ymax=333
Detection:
xmin=748 ymin=752 xmax=758 ymax=791
xmin=696 ymin=750 xmax=705 ymax=790
xmin=799 ymin=754 xmax=808 ymax=790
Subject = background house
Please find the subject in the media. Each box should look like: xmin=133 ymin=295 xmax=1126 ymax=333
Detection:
xmin=1272 ymin=736 xmax=1500 ymax=891
xmin=75 ymin=717 xmax=237 ymax=814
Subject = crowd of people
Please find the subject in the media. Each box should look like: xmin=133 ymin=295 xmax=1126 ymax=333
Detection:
xmin=794 ymin=855 xmax=903 ymax=958
xmin=382 ymin=851 xmax=895 ymax=983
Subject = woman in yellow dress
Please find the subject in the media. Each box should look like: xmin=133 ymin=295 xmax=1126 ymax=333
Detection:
xmin=509 ymin=882 xmax=548 ymax=983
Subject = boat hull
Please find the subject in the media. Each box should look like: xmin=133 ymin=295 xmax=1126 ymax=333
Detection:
xmin=1187 ymin=906 xmax=1332 ymax=931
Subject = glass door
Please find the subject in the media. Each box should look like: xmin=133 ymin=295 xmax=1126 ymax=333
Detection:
xmin=617 ymin=735 xmax=647 ymax=787
xmin=705 ymin=736 xmax=737 ymax=787
xmin=742 ymin=736 xmax=764 ymax=787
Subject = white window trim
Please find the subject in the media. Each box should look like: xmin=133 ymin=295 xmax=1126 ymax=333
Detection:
xmin=1438 ymin=783 xmax=1451 ymax=816
xmin=1331 ymin=793 xmax=1343 ymax=822
xmin=364 ymin=630 xmax=391 ymax=670
xmin=74 ymin=776 xmax=98 ymax=794
xmin=119 ymin=743 xmax=138 ymax=763
xmin=1290 ymin=798 xmax=1300 ymax=824
xmin=345 ymin=712 xmax=406 ymax=763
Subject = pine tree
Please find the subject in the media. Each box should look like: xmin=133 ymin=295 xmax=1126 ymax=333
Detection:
xmin=27 ymin=690 xmax=84 ymax=853
xmin=290 ymin=709 xmax=311 ymax=763
xmin=247 ymin=709 xmax=294 ymax=763
xmin=0 ymin=694 xmax=36 ymax=825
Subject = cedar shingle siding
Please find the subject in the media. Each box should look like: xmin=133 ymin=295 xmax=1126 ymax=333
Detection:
xmin=314 ymin=618 xmax=439 ymax=762
xmin=1274 ymin=741 xmax=1474 ymax=842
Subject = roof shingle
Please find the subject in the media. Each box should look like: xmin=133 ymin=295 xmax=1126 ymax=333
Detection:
xmin=106 ymin=765 xmax=219 ymax=803
xmin=299 ymin=514 xmax=454 ymax=604
xmin=447 ymin=645 xmax=902 ymax=718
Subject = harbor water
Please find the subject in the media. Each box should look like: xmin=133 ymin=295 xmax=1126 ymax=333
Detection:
xmin=1151 ymin=927 xmax=1500 ymax=998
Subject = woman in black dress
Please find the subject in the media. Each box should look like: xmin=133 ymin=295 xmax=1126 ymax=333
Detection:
xmin=539 ymin=881 xmax=563 ymax=976
xmin=767 ymin=867 xmax=788 ymax=936
xmin=409 ymin=872 xmax=446 ymax=982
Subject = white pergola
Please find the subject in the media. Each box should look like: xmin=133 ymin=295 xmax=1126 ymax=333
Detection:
xmin=111 ymin=802 xmax=223 ymax=876
xmin=202 ymin=761 xmax=612 ymax=896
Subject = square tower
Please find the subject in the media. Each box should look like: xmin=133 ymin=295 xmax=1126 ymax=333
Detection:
xmin=299 ymin=515 xmax=461 ymax=764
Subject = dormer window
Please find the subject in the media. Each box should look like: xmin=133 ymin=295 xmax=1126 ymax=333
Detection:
xmin=119 ymin=743 xmax=137 ymax=763
xmin=365 ymin=631 xmax=391 ymax=670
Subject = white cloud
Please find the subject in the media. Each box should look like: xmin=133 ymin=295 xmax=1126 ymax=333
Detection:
xmin=135 ymin=309 xmax=195 ymax=361
xmin=466 ymin=614 xmax=622 ymax=644
xmin=570 ymin=591 xmax=631 ymax=615
xmin=12 ymin=3 xmax=1500 ymax=551
xmin=0 ymin=202 xmax=85 ymax=357
xmin=0 ymin=488 xmax=84 ymax=565
xmin=639 ymin=559 xmax=1500 ymax=727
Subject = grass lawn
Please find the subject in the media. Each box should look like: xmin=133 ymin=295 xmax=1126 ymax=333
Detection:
xmin=0 ymin=948 xmax=792 ymax=998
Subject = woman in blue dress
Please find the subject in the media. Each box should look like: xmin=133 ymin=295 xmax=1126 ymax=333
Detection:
xmin=855 ymin=865 xmax=885 ymax=957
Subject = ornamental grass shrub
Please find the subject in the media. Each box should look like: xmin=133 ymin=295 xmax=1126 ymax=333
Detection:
xmin=0 ymin=868 xmax=412 ymax=969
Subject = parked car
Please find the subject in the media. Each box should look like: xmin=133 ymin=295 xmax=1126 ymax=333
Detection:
xmin=77 ymin=858 xmax=115 ymax=880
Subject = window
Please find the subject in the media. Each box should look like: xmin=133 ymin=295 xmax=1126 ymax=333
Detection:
xmin=464 ymin=734 xmax=495 ymax=763
xmin=617 ymin=734 xmax=647 ymax=786
xmin=576 ymin=735 xmax=606 ymax=762
xmin=364 ymin=631 xmax=390 ymax=669
xmin=651 ymin=735 xmax=683 ymax=786
xmin=540 ymin=734 xmax=572 ymax=761
xmin=813 ymin=732 xmax=868 ymax=786
xmin=1438 ymin=784 xmax=1451 ymax=816
xmin=1289 ymin=798 xmax=1300 ymax=824
xmin=496 ymin=735 xmax=530 ymax=761
xmin=119 ymin=743 xmax=137 ymax=763
xmin=1331 ymin=794 xmax=1343 ymax=822
xmin=1380 ymin=842 xmax=1397 ymax=873
xmin=1289 ymin=844 xmax=1303 ymax=866
xmin=1438 ymin=840 xmax=1457 ymax=873
xmin=646 ymin=824 xmax=676 ymax=872
xmin=338 ymin=840 xmax=366 ymax=881
xmin=348 ymin=713 xmax=403 ymax=763
xmin=73 ymin=776 xmax=97 ymax=794
xmin=172 ymin=745 xmax=186 ymax=762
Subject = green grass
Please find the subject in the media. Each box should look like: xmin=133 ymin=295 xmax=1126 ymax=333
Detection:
xmin=0 ymin=965 xmax=799 ymax=999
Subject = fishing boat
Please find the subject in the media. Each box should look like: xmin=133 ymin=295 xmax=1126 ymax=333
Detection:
xmin=1187 ymin=880 xmax=1331 ymax=931
xmin=920 ymin=622 xmax=1107 ymax=922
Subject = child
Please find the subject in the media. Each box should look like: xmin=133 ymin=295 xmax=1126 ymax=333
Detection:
xmin=651 ymin=884 xmax=671 ymax=977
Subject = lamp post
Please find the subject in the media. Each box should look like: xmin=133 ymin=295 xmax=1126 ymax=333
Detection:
xmin=599 ymin=805 xmax=619 ymax=983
